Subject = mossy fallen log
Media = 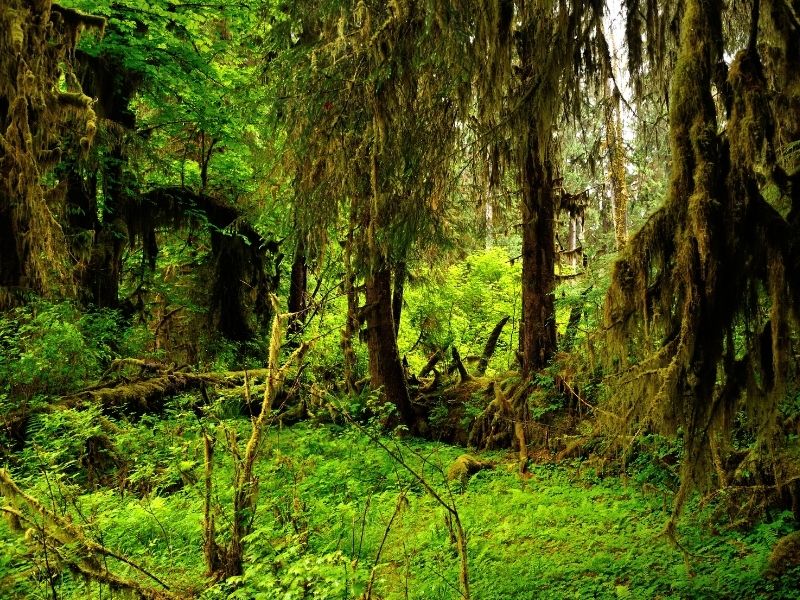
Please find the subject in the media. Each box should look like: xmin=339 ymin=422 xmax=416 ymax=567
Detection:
xmin=60 ymin=361 xmax=275 ymax=414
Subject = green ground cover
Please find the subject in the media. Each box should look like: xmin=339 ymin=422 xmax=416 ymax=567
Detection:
xmin=2 ymin=417 xmax=797 ymax=599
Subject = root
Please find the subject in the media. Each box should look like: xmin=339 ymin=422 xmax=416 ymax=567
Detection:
xmin=468 ymin=379 xmax=531 ymax=464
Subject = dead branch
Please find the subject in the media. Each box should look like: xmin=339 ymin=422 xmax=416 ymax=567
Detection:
xmin=419 ymin=347 xmax=446 ymax=378
xmin=451 ymin=347 xmax=472 ymax=384
xmin=476 ymin=316 xmax=510 ymax=376
xmin=0 ymin=469 xmax=173 ymax=598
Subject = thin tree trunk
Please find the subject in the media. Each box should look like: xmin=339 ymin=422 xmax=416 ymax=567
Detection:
xmin=567 ymin=215 xmax=578 ymax=268
xmin=476 ymin=316 xmax=510 ymax=376
xmin=518 ymin=135 xmax=557 ymax=376
xmin=202 ymin=431 xmax=220 ymax=575
xmin=364 ymin=260 xmax=416 ymax=430
xmin=342 ymin=214 xmax=359 ymax=395
xmin=451 ymin=347 xmax=472 ymax=383
xmin=224 ymin=300 xmax=308 ymax=577
xmin=606 ymin=88 xmax=629 ymax=251
xmin=392 ymin=261 xmax=406 ymax=339
xmin=287 ymin=235 xmax=307 ymax=339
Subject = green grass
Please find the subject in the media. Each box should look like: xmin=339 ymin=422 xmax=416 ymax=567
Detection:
xmin=2 ymin=420 xmax=798 ymax=599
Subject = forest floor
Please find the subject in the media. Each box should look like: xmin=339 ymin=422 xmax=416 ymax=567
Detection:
xmin=2 ymin=413 xmax=798 ymax=599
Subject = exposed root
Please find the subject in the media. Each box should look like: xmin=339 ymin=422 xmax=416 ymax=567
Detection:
xmin=468 ymin=379 xmax=530 ymax=458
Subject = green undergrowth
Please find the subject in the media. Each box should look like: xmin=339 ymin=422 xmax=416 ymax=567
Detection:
xmin=1 ymin=417 xmax=798 ymax=599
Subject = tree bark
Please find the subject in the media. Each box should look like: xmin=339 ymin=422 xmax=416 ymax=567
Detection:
xmin=86 ymin=145 xmax=127 ymax=309
xmin=567 ymin=215 xmax=578 ymax=268
xmin=451 ymin=347 xmax=472 ymax=383
xmin=419 ymin=347 xmax=445 ymax=378
xmin=0 ymin=208 xmax=23 ymax=300
xmin=518 ymin=135 xmax=557 ymax=376
xmin=477 ymin=316 xmax=510 ymax=376
xmin=364 ymin=260 xmax=416 ymax=430
xmin=392 ymin=260 xmax=406 ymax=339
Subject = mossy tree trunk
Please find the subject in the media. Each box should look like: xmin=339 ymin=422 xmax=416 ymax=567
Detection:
xmin=66 ymin=144 xmax=127 ymax=310
xmin=608 ymin=0 xmax=800 ymax=515
xmin=67 ymin=51 xmax=140 ymax=309
xmin=0 ymin=2 xmax=103 ymax=306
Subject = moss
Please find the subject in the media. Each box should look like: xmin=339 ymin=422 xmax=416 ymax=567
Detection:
xmin=0 ymin=0 xmax=103 ymax=306
xmin=446 ymin=454 xmax=493 ymax=489
xmin=606 ymin=0 xmax=800 ymax=518
xmin=766 ymin=530 xmax=800 ymax=578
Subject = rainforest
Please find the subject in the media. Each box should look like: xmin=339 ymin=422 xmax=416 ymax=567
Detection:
xmin=1 ymin=0 xmax=799 ymax=598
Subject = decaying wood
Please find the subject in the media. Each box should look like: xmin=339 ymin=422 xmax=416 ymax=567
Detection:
xmin=60 ymin=363 xmax=275 ymax=414
xmin=419 ymin=347 xmax=446 ymax=378
xmin=446 ymin=454 xmax=494 ymax=490
xmin=468 ymin=380 xmax=531 ymax=465
xmin=212 ymin=295 xmax=310 ymax=578
xmin=476 ymin=316 xmax=510 ymax=376
xmin=451 ymin=347 xmax=472 ymax=384
xmin=417 ymin=369 xmax=442 ymax=395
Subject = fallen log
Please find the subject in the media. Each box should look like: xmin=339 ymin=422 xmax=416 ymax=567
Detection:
xmin=60 ymin=362 xmax=276 ymax=414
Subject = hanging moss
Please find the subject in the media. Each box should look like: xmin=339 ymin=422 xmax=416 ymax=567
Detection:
xmin=606 ymin=0 xmax=800 ymax=520
xmin=0 ymin=1 xmax=104 ymax=306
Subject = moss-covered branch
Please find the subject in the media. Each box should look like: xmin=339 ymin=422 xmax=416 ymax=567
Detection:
xmin=0 ymin=469 xmax=173 ymax=599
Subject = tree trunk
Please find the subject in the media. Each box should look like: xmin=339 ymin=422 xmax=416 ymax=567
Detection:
xmin=567 ymin=215 xmax=578 ymax=268
xmin=210 ymin=230 xmax=254 ymax=342
xmin=392 ymin=261 xmax=406 ymax=339
xmin=518 ymin=135 xmax=557 ymax=376
xmin=0 ymin=208 xmax=23 ymax=304
xmin=90 ymin=146 xmax=126 ymax=309
xmin=561 ymin=286 xmax=592 ymax=352
xmin=85 ymin=222 xmax=126 ymax=308
xmin=477 ymin=316 xmax=510 ymax=376
xmin=65 ymin=150 xmax=126 ymax=310
xmin=606 ymin=89 xmax=629 ymax=251
xmin=342 ymin=215 xmax=359 ymax=394
xmin=287 ymin=235 xmax=307 ymax=339
xmin=364 ymin=260 xmax=416 ymax=430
